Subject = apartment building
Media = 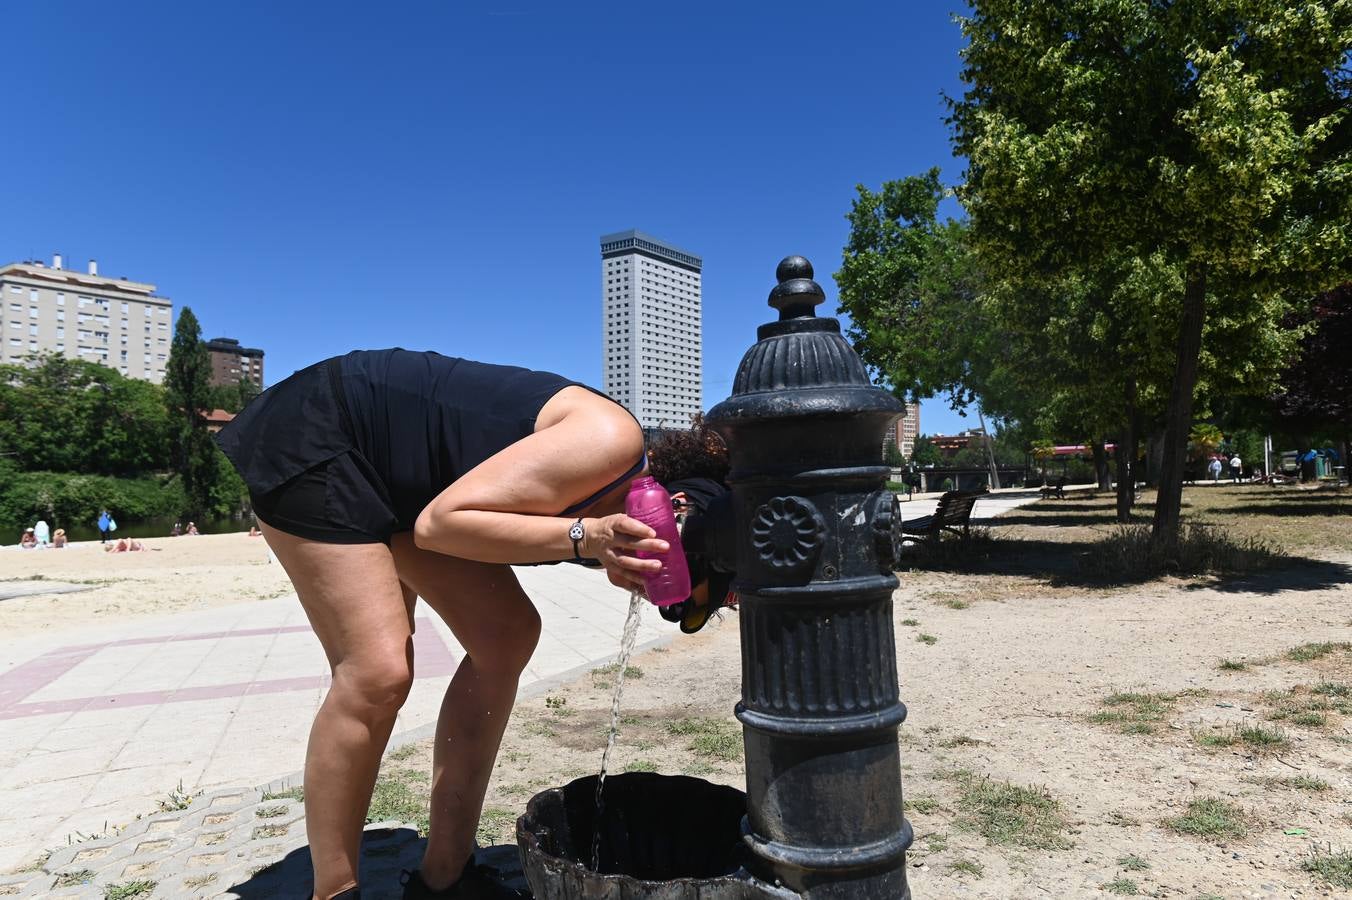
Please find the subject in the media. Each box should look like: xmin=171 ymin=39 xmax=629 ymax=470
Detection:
xmin=893 ymin=401 xmax=921 ymax=459
xmin=206 ymin=337 xmax=264 ymax=388
xmin=0 ymin=254 xmax=173 ymax=383
xmin=599 ymin=229 xmax=702 ymax=431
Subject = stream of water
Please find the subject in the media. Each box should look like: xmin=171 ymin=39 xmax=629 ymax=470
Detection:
xmin=591 ymin=589 xmax=645 ymax=871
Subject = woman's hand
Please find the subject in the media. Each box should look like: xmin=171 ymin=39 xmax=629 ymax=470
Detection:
xmin=582 ymin=514 xmax=668 ymax=592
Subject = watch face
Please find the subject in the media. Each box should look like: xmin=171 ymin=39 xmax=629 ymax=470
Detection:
xmin=569 ymin=522 xmax=585 ymax=542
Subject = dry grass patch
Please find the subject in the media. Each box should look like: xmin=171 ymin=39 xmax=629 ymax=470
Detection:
xmin=1089 ymin=692 xmax=1178 ymax=735
xmin=1166 ymin=797 xmax=1247 ymax=840
xmin=1303 ymin=846 xmax=1352 ymax=889
xmin=665 ymin=717 xmax=742 ymax=762
xmin=948 ymin=770 xmax=1072 ymax=850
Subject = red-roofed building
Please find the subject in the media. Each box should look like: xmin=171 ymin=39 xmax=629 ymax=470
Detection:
xmin=204 ymin=408 xmax=235 ymax=434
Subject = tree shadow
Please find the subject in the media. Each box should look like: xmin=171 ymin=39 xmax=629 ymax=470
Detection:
xmin=899 ymin=535 xmax=1352 ymax=595
xmin=1225 ymin=502 xmax=1352 ymax=518
xmin=971 ymin=512 xmax=1147 ymax=528
xmin=226 ymin=829 xmax=527 ymax=899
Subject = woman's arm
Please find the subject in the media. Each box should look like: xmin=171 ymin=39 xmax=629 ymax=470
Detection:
xmin=412 ymin=405 xmax=664 ymax=589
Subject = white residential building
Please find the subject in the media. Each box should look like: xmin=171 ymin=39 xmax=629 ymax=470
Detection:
xmin=0 ymin=254 xmax=173 ymax=383
xmin=599 ymin=229 xmax=702 ymax=430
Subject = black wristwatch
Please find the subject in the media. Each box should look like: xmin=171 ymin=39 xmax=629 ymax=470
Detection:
xmin=568 ymin=517 xmax=586 ymax=562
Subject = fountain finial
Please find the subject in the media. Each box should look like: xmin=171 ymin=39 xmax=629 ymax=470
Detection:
xmin=767 ymin=255 xmax=823 ymax=320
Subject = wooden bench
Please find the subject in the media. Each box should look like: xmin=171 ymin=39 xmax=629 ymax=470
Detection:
xmin=899 ymin=490 xmax=982 ymax=543
xmin=1039 ymin=476 xmax=1067 ymax=499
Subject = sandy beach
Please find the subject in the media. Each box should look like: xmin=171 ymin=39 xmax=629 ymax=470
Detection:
xmin=0 ymin=533 xmax=294 ymax=637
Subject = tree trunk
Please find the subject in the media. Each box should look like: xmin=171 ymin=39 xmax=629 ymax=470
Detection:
xmin=977 ymin=407 xmax=1001 ymax=490
xmin=1115 ymin=377 xmax=1137 ymax=522
xmin=1152 ymin=264 xmax=1208 ymax=547
xmin=1091 ymin=439 xmax=1112 ymax=492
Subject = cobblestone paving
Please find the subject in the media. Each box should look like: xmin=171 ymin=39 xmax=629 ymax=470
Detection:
xmin=0 ymin=783 xmax=527 ymax=899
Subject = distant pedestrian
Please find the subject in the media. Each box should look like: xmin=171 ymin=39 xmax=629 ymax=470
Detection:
xmin=97 ymin=509 xmax=112 ymax=543
xmin=171 ymin=521 xmax=181 ymax=537
xmin=185 ymin=521 xmax=199 ymax=536
xmin=1300 ymin=449 xmax=1318 ymax=482
xmin=33 ymin=520 xmax=50 ymax=547
xmin=1208 ymin=457 xmax=1223 ymax=482
xmin=19 ymin=528 xmax=37 ymax=549
xmin=52 ymin=529 xmax=67 ymax=548
xmin=1229 ymin=453 xmax=1242 ymax=483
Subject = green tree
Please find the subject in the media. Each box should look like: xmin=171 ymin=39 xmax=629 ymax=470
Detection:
xmin=836 ymin=170 xmax=999 ymax=411
xmin=0 ymin=354 xmax=171 ymax=475
xmin=911 ymin=434 xmax=939 ymax=467
xmin=951 ymin=0 xmax=1352 ymax=545
xmin=164 ymin=308 xmax=217 ymax=517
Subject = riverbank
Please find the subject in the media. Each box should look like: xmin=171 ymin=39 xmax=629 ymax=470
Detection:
xmin=0 ymin=533 xmax=292 ymax=636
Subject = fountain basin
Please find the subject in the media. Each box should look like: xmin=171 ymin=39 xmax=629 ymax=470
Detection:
xmin=517 ymin=772 xmax=795 ymax=899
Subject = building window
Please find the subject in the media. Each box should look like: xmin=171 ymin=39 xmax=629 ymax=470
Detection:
xmin=29 ymin=324 xmax=37 ymax=336
xmin=57 ymin=327 xmax=64 ymax=339
xmin=29 ymin=307 xmax=37 ymax=319
xmin=56 ymin=294 xmax=64 ymax=306
xmin=29 ymin=290 xmax=38 ymax=302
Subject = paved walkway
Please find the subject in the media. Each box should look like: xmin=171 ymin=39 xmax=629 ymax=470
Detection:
xmin=0 ymin=487 xmax=1057 ymax=897
xmin=0 ymin=563 xmax=666 ymax=875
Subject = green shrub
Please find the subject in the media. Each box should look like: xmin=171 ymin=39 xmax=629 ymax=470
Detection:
xmin=0 ymin=469 xmax=186 ymax=531
xmin=1081 ymin=523 xmax=1279 ymax=581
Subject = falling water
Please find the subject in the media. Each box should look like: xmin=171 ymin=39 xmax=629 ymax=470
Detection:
xmin=591 ymin=589 xmax=645 ymax=871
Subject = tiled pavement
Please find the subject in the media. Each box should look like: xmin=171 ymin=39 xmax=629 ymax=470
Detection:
xmin=0 ymin=562 xmax=668 ymax=876
xmin=0 ymin=488 xmax=1054 ymax=897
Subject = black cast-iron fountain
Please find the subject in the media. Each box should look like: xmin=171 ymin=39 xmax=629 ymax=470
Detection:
xmin=517 ymin=256 xmax=913 ymax=899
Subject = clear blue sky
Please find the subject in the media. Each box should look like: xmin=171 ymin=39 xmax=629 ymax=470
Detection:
xmin=2 ymin=1 xmax=977 ymax=436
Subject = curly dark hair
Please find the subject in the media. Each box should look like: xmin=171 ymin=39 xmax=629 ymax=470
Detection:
xmin=647 ymin=414 xmax=730 ymax=485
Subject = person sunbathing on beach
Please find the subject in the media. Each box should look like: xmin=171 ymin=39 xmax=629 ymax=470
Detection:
xmin=104 ymin=538 xmax=146 ymax=553
xmin=52 ymin=529 xmax=67 ymax=548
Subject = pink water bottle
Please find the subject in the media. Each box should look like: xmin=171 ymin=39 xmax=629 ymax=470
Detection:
xmin=625 ymin=476 xmax=691 ymax=606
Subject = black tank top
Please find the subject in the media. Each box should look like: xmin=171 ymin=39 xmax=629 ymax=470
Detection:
xmin=337 ymin=350 xmax=642 ymax=527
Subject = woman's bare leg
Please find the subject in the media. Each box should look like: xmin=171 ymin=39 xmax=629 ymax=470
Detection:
xmin=261 ymin=523 xmax=416 ymax=900
xmin=390 ymin=534 xmax=542 ymax=889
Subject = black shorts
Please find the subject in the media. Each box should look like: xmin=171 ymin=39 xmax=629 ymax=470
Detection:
xmin=219 ymin=360 xmax=402 ymax=545
xmin=252 ymin=450 xmax=399 ymax=545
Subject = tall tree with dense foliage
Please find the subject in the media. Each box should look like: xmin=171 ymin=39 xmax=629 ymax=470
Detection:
xmin=836 ymin=170 xmax=1015 ymax=485
xmin=951 ymin=0 xmax=1352 ymax=545
xmin=0 ymin=354 xmax=171 ymax=474
xmin=164 ymin=307 xmax=217 ymax=517
xmin=1275 ymin=283 xmax=1352 ymax=446
xmin=836 ymin=170 xmax=994 ymax=411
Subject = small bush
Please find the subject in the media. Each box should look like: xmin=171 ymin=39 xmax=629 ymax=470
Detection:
xmin=1101 ymin=879 xmax=1138 ymax=895
xmin=1080 ymin=523 xmax=1279 ymax=581
xmin=1218 ymin=659 xmax=1247 ymax=671
xmin=1117 ymin=854 xmax=1150 ymax=871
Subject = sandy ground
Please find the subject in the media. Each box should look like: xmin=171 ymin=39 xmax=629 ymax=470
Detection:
xmin=4 ymin=495 xmax=1351 ymax=896
xmin=429 ymin=557 xmax=1352 ymax=898
xmin=0 ymin=534 xmax=292 ymax=636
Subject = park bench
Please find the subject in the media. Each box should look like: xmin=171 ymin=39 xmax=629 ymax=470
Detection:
xmin=899 ymin=490 xmax=983 ymax=543
xmin=1039 ymin=476 xmax=1067 ymax=500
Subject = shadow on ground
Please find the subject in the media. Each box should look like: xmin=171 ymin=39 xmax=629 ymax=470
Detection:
xmin=900 ymin=534 xmax=1352 ymax=595
xmin=226 ymin=830 xmax=527 ymax=899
